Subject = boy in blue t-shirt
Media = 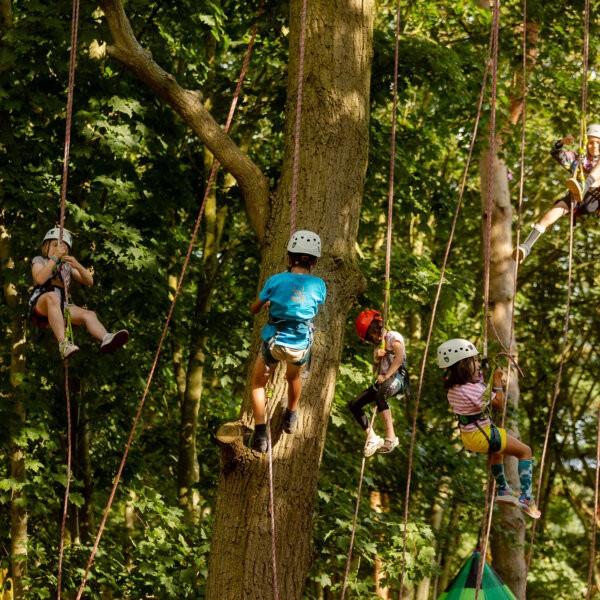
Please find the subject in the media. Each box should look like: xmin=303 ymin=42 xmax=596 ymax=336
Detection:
xmin=249 ymin=230 xmax=326 ymax=453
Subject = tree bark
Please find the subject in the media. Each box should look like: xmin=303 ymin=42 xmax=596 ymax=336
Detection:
xmin=1 ymin=221 xmax=28 ymax=599
xmin=479 ymin=144 xmax=527 ymax=598
xmin=206 ymin=1 xmax=373 ymax=597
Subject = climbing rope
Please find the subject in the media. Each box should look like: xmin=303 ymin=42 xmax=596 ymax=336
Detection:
xmin=522 ymin=0 xmax=588 ymax=593
xmin=340 ymin=2 xmax=401 ymax=595
xmin=264 ymin=375 xmax=279 ymax=599
xmin=74 ymin=7 xmax=264 ymax=596
xmin=397 ymin=16 xmax=496 ymax=599
xmin=56 ymin=0 xmax=80 ymax=596
xmin=586 ymin=404 xmax=600 ymax=600
xmin=289 ymin=0 xmax=307 ymax=234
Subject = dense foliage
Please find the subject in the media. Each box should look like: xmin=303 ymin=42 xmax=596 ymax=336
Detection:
xmin=1 ymin=0 xmax=599 ymax=598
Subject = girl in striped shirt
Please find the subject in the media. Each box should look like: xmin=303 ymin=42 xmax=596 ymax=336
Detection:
xmin=438 ymin=339 xmax=541 ymax=519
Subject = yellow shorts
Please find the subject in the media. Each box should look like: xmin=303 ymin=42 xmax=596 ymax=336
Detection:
xmin=460 ymin=424 xmax=507 ymax=454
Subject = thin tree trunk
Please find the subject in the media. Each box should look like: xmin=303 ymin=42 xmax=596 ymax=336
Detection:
xmin=1 ymin=222 xmax=28 ymax=599
xmin=480 ymin=144 xmax=526 ymax=597
xmin=206 ymin=1 xmax=373 ymax=597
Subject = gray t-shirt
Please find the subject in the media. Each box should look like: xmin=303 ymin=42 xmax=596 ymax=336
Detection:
xmin=32 ymin=256 xmax=72 ymax=287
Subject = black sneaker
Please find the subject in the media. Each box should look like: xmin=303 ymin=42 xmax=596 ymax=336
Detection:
xmin=283 ymin=410 xmax=297 ymax=435
xmin=252 ymin=434 xmax=268 ymax=453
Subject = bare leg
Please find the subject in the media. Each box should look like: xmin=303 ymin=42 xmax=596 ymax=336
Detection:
xmin=250 ymin=354 xmax=271 ymax=425
xmin=490 ymin=433 xmax=531 ymax=463
xmin=36 ymin=292 xmax=65 ymax=341
xmin=379 ymin=408 xmax=395 ymax=439
xmin=285 ymin=363 xmax=303 ymax=412
xmin=538 ymin=200 xmax=569 ymax=230
xmin=68 ymin=306 xmax=108 ymax=340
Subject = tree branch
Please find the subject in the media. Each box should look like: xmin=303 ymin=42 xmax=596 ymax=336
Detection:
xmin=96 ymin=0 xmax=270 ymax=244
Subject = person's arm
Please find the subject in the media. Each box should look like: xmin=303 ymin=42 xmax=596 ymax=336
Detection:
xmin=32 ymin=259 xmax=57 ymax=286
xmin=377 ymin=340 xmax=405 ymax=384
xmin=250 ymin=297 xmax=271 ymax=314
xmin=372 ymin=347 xmax=385 ymax=375
xmin=491 ymin=367 xmax=504 ymax=410
xmin=551 ymin=134 xmax=577 ymax=172
xmin=63 ymin=255 xmax=94 ymax=286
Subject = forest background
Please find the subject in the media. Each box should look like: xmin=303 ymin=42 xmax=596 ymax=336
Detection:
xmin=1 ymin=0 xmax=599 ymax=598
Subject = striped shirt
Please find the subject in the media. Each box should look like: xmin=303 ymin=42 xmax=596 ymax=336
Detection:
xmin=447 ymin=377 xmax=494 ymax=432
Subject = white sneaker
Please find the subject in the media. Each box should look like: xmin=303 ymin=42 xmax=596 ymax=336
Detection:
xmin=59 ymin=339 xmax=80 ymax=360
xmin=379 ymin=436 xmax=399 ymax=454
xmin=100 ymin=330 xmax=129 ymax=354
xmin=364 ymin=435 xmax=385 ymax=457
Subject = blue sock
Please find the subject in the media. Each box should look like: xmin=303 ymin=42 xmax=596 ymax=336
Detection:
xmin=518 ymin=460 xmax=533 ymax=500
xmin=255 ymin=423 xmax=267 ymax=438
xmin=491 ymin=464 xmax=509 ymax=491
xmin=285 ymin=409 xmax=297 ymax=422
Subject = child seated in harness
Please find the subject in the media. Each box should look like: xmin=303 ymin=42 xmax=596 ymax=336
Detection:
xmin=437 ymin=339 xmax=541 ymax=519
xmin=249 ymin=230 xmax=326 ymax=453
xmin=29 ymin=227 xmax=129 ymax=359
xmin=347 ymin=309 xmax=407 ymax=457
xmin=515 ymin=124 xmax=600 ymax=262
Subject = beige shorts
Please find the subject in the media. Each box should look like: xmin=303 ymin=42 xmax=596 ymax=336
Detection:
xmin=262 ymin=341 xmax=310 ymax=366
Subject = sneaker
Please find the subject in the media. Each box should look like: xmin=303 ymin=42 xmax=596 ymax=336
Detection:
xmin=495 ymin=487 xmax=520 ymax=506
xmin=283 ymin=410 xmax=297 ymax=435
xmin=59 ymin=339 xmax=80 ymax=360
xmin=100 ymin=330 xmax=129 ymax=354
xmin=518 ymin=494 xmax=541 ymax=519
xmin=567 ymin=177 xmax=584 ymax=202
xmin=364 ymin=434 xmax=384 ymax=457
xmin=512 ymin=244 xmax=530 ymax=263
xmin=252 ymin=434 xmax=268 ymax=454
xmin=379 ymin=436 xmax=399 ymax=454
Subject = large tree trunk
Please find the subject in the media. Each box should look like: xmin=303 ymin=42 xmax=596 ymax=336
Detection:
xmin=479 ymin=145 xmax=527 ymax=598
xmin=1 ymin=222 xmax=28 ymax=599
xmin=206 ymin=1 xmax=373 ymax=597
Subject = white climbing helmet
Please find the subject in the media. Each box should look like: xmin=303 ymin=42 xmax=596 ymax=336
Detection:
xmin=43 ymin=227 xmax=72 ymax=250
xmin=287 ymin=230 xmax=321 ymax=257
xmin=587 ymin=123 xmax=600 ymax=139
xmin=437 ymin=338 xmax=478 ymax=368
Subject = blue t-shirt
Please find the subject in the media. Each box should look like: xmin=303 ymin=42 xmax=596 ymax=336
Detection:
xmin=259 ymin=272 xmax=326 ymax=349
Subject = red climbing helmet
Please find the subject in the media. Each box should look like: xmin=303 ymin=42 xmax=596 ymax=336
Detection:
xmin=355 ymin=309 xmax=383 ymax=340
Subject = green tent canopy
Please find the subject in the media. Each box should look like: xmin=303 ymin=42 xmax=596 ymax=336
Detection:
xmin=438 ymin=551 xmax=517 ymax=600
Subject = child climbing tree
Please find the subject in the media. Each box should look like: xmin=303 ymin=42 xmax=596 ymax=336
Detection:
xmin=96 ymin=0 xmax=374 ymax=597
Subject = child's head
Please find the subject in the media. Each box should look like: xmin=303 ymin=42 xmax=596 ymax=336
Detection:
xmin=586 ymin=124 xmax=600 ymax=157
xmin=287 ymin=230 xmax=321 ymax=271
xmin=42 ymin=227 xmax=72 ymax=257
xmin=437 ymin=338 xmax=479 ymax=388
xmin=355 ymin=309 xmax=384 ymax=344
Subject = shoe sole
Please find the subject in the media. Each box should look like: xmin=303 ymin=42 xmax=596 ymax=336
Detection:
xmin=100 ymin=330 xmax=129 ymax=354
xmin=364 ymin=439 xmax=384 ymax=457
xmin=495 ymin=496 xmax=520 ymax=506
xmin=518 ymin=502 xmax=541 ymax=519
xmin=567 ymin=179 xmax=583 ymax=202
xmin=62 ymin=347 xmax=80 ymax=360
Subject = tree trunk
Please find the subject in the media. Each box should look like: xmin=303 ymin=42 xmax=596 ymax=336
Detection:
xmin=1 ymin=222 xmax=28 ymax=599
xmin=479 ymin=144 xmax=526 ymax=598
xmin=206 ymin=1 xmax=373 ymax=597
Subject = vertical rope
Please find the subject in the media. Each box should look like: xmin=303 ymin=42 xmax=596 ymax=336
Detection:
xmin=398 ymin=17 xmax=496 ymax=600
xmin=74 ymin=8 xmax=264 ymax=596
xmin=481 ymin=0 xmax=500 ymax=362
xmin=522 ymin=0 xmax=588 ymax=593
xmin=586 ymin=404 xmax=600 ymax=600
xmin=265 ymin=380 xmax=279 ymax=599
xmin=289 ymin=0 xmax=308 ymax=235
xmin=56 ymin=1 xmax=80 ymax=597
xmin=341 ymin=3 xmax=401 ymax=594
xmin=56 ymin=366 xmax=71 ymax=600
